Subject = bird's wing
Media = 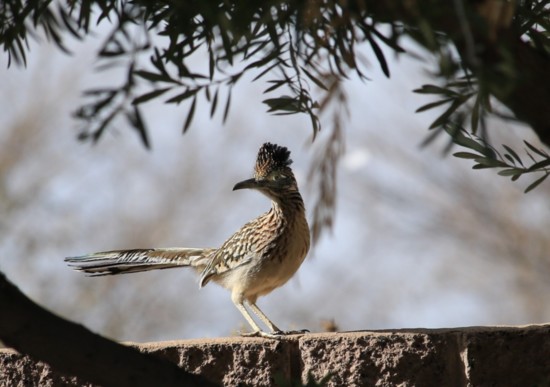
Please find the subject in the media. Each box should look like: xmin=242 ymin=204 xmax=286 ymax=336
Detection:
xmin=198 ymin=219 xmax=266 ymax=286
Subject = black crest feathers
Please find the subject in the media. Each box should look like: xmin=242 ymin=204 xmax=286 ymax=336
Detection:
xmin=255 ymin=143 xmax=292 ymax=178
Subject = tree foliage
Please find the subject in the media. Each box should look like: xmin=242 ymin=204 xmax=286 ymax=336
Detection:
xmin=2 ymin=0 xmax=550 ymax=233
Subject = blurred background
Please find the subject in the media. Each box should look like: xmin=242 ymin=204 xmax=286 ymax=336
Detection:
xmin=1 ymin=23 xmax=549 ymax=344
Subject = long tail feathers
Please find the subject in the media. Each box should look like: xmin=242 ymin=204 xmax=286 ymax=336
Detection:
xmin=65 ymin=248 xmax=215 ymax=276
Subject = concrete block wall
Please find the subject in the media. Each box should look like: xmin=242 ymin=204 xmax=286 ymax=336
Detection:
xmin=1 ymin=325 xmax=549 ymax=386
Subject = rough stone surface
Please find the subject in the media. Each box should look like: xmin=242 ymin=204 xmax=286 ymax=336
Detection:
xmin=0 ymin=349 xmax=85 ymax=387
xmin=1 ymin=325 xmax=549 ymax=386
xmin=138 ymin=338 xmax=292 ymax=386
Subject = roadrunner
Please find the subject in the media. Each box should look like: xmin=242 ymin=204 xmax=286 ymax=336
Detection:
xmin=66 ymin=143 xmax=311 ymax=338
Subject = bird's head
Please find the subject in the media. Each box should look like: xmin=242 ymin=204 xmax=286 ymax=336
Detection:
xmin=233 ymin=143 xmax=298 ymax=199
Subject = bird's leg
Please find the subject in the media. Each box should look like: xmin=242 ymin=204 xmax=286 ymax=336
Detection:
xmin=233 ymin=302 xmax=285 ymax=339
xmin=232 ymin=292 xmax=278 ymax=337
xmin=247 ymin=302 xmax=281 ymax=333
xmin=231 ymin=295 xmax=283 ymax=338
xmin=233 ymin=300 xmax=263 ymax=334
xmin=247 ymin=302 xmax=309 ymax=337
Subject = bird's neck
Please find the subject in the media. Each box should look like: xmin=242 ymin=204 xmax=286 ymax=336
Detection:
xmin=270 ymin=191 xmax=306 ymax=220
xmin=270 ymin=191 xmax=311 ymax=258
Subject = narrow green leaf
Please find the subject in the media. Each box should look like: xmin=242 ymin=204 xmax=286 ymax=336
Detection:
xmin=183 ymin=97 xmax=197 ymax=133
xmin=453 ymin=152 xmax=481 ymax=159
xmin=98 ymin=47 xmax=125 ymax=57
xmin=134 ymin=70 xmax=171 ymax=83
xmin=151 ymin=48 xmax=169 ymax=77
xmin=252 ymin=61 xmax=279 ymax=82
xmin=83 ymin=88 xmax=114 ymax=96
xmin=446 ymin=80 xmax=472 ymax=88
xmin=210 ymin=88 xmax=219 ymax=118
xmin=91 ymin=108 xmax=118 ymax=143
xmin=208 ymin=49 xmax=215 ymax=80
xmin=273 ymin=111 xmax=300 ymax=116
xmin=263 ymin=96 xmax=299 ymax=113
xmin=310 ymin=114 xmax=320 ymax=139
xmin=498 ymin=168 xmax=524 ymax=176
xmin=474 ymin=157 xmax=508 ymax=168
xmin=370 ymin=25 xmax=405 ymax=53
xmin=220 ymin=28 xmax=233 ymax=65
xmin=472 ymin=164 xmax=493 ymax=169
xmin=471 ymin=94 xmax=480 ymax=134
xmin=131 ymin=106 xmax=150 ymax=149
xmin=429 ymin=99 xmax=464 ymax=129
xmin=413 ymin=84 xmax=458 ymax=96
xmin=445 ymin=126 xmax=494 ymax=156
xmin=502 ymin=144 xmax=523 ymax=166
xmin=527 ymin=158 xmax=550 ymax=171
xmin=186 ymin=72 xmax=208 ymax=80
xmin=524 ymin=141 xmax=549 ymax=157
xmin=300 ymin=67 xmax=328 ymax=91
xmin=244 ymin=52 xmax=278 ymax=71
xmin=263 ymin=80 xmax=286 ymax=94
xmin=478 ymin=90 xmax=492 ymax=113
xmin=266 ymin=22 xmax=280 ymax=50
xmin=58 ymin=6 xmax=82 ymax=39
xmin=525 ymin=151 xmax=536 ymax=163
xmin=367 ymin=34 xmax=390 ymax=77
xmin=165 ymin=89 xmax=198 ymax=105
xmin=223 ymin=90 xmax=232 ymax=123
xmin=133 ymin=87 xmax=171 ymax=105
xmin=415 ymin=98 xmax=454 ymax=113
xmin=503 ymin=154 xmax=515 ymax=165
xmin=332 ymin=53 xmax=349 ymax=78
xmin=243 ymin=38 xmax=270 ymax=60
xmin=89 ymin=92 xmax=117 ymax=116
xmin=525 ymin=173 xmax=549 ymax=193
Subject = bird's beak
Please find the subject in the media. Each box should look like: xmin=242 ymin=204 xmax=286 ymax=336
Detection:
xmin=233 ymin=178 xmax=260 ymax=191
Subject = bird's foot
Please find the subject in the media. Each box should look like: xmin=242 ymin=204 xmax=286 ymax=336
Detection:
xmin=241 ymin=329 xmax=309 ymax=339
xmin=241 ymin=330 xmax=281 ymax=339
